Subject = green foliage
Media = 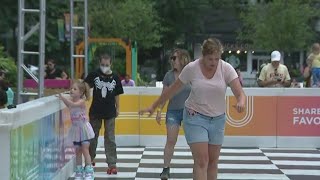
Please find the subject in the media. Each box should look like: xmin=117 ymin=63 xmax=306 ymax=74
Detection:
xmin=0 ymin=45 xmax=17 ymax=86
xmin=89 ymin=0 xmax=163 ymax=50
xmin=238 ymin=0 xmax=319 ymax=52
xmin=112 ymin=58 xmax=126 ymax=76
xmin=136 ymin=73 xmax=148 ymax=86
xmin=88 ymin=44 xmax=126 ymax=75
xmin=26 ymin=1 xmax=69 ymax=60
xmin=0 ymin=1 xmax=69 ymax=62
xmin=290 ymin=68 xmax=302 ymax=78
xmin=154 ymin=0 xmax=208 ymax=47
xmin=0 ymin=0 xmax=19 ymax=34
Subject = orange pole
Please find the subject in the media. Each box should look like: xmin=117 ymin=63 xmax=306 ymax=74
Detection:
xmin=76 ymin=38 xmax=132 ymax=77
xmin=126 ymin=46 xmax=132 ymax=77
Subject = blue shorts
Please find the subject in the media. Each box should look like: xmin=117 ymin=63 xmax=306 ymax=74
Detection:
xmin=166 ymin=109 xmax=184 ymax=126
xmin=73 ymin=140 xmax=90 ymax=147
xmin=183 ymin=108 xmax=226 ymax=145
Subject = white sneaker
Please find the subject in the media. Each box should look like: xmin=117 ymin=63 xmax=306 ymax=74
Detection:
xmin=84 ymin=165 xmax=94 ymax=180
xmin=74 ymin=166 xmax=83 ymax=180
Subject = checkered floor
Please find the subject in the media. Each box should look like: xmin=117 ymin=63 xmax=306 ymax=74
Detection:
xmin=69 ymin=147 xmax=320 ymax=180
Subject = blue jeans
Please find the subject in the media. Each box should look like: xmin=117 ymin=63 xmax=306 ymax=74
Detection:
xmin=166 ymin=109 xmax=184 ymax=126
xmin=183 ymin=108 xmax=226 ymax=145
xmin=312 ymin=67 xmax=320 ymax=87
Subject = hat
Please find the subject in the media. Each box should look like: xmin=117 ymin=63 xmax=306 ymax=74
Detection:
xmin=271 ymin=51 xmax=281 ymax=61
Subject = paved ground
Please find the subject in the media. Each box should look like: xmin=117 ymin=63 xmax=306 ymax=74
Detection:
xmin=69 ymin=147 xmax=320 ymax=180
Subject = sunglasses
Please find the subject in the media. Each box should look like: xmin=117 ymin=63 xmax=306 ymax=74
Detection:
xmin=170 ymin=56 xmax=177 ymax=61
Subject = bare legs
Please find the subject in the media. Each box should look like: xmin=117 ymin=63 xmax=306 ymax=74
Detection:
xmin=207 ymin=145 xmax=221 ymax=180
xmin=75 ymin=143 xmax=92 ymax=166
xmin=163 ymin=124 xmax=180 ymax=167
xmin=82 ymin=143 xmax=92 ymax=166
xmin=189 ymin=143 xmax=221 ymax=180
xmin=75 ymin=147 xmax=82 ymax=166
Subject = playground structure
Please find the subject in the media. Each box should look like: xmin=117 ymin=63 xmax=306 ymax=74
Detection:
xmin=75 ymin=38 xmax=138 ymax=82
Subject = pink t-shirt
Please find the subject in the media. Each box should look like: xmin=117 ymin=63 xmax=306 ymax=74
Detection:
xmin=179 ymin=59 xmax=238 ymax=117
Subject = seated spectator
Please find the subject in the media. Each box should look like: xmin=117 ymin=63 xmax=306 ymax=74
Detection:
xmin=0 ymin=79 xmax=8 ymax=91
xmin=257 ymin=51 xmax=291 ymax=87
xmin=121 ymin=74 xmax=135 ymax=86
xmin=0 ymin=89 xmax=7 ymax=109
xmin=0 ymin=71 xmax=14 ymax=105
xmin=45 ymin=59 xmax=63 ymax=79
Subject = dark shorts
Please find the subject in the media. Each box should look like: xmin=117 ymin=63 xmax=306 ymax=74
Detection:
xmin=73 ymin=140 xmax=91 ymax=147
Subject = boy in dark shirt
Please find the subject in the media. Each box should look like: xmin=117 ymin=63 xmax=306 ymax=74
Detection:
xmin=84 ymin=53 xmax=124 ymax=174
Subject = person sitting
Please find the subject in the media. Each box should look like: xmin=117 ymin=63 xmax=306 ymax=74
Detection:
xmin=0 ymin=71 xmax=14 ymax=105
xmin=0 ymin=89 xmax=7 ymax=109
xmin=257 ymin=51 xmax=291 ymax=87
xmin=121 ymin=74 xmax=135 ymax=86
xmin=44 ymin=59 xmax=63 ymax=79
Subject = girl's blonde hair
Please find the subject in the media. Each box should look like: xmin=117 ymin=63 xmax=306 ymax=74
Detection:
xmin=201 ymin=38 xmax=224 ymax=56
xmin=170 ymin=48 xmax=191 ymax=70
xmin=72 ymin=79 xmax=91 ymax=100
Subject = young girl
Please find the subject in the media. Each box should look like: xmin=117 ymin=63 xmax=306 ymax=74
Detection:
xmin=58 ymin=80 xmax=95 ymax=180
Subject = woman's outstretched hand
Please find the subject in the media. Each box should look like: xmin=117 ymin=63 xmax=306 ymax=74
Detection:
xmin=155 ymin=111 xmax=162 ymax=125
xmin=139 ymin=106 xmax=156 ymax=117
xmin=233 ymin=101 xmax=245 ymax=113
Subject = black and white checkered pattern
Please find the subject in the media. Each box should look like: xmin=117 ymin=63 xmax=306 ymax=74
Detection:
xmin=69 ymin=147 xmax=320 ymax=180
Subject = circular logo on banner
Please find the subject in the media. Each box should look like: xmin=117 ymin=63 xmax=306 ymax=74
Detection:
xmin=226 ymin=96 xmax=254 ymax=127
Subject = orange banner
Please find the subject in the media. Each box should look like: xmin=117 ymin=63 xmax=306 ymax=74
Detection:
xmin=225 ymin=96 xmax=277 ymax=136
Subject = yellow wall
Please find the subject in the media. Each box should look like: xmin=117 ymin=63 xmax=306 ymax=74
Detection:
xmin=86 ymin=95 xmax=185 ymax=136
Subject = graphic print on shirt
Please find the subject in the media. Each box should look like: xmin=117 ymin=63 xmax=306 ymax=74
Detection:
xmin=70 ymin=108 xmax=86 ymax=121
xmin=94 ymin=77 xmax=116 ymax=98
xmin=269 ymin=71 xmax=284 ymax=80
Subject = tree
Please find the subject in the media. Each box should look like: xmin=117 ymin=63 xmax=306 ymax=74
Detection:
xmin=88 ymin=0 xmax=163 ymax=50
xmin=26 ymin=1 xmax=69 ymax=61
xmin=238 ymin=0 xmax=320 ymax=52
xmin=0 ymin=0 xmax=19 ymax=59
xmin=153 ymin=0 xmax=208 ymax=48
xmin=0 ymin=0 xmax=69 ymax=62
xmin=0 ymin=45 xmax=17 ymax=87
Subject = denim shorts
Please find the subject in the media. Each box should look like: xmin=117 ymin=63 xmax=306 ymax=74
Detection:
xmin=183 ymin=108 xmax=226 ymax=145
xmin=73 ymin=140 xmax=90 ymax=147
xmin=166 ymin=109 xmax=184 ymax=126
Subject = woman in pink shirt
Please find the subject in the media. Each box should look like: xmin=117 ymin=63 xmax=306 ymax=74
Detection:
xmin=140 ymin=38 xmax=245 ymax=180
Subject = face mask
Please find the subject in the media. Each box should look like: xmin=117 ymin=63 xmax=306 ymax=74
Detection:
xmin=100 ymin=66 xmax=111 ymax=74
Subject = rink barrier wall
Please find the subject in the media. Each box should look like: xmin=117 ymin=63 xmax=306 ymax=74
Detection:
xmin=0 ymin=87 xmax=319 ymax=179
